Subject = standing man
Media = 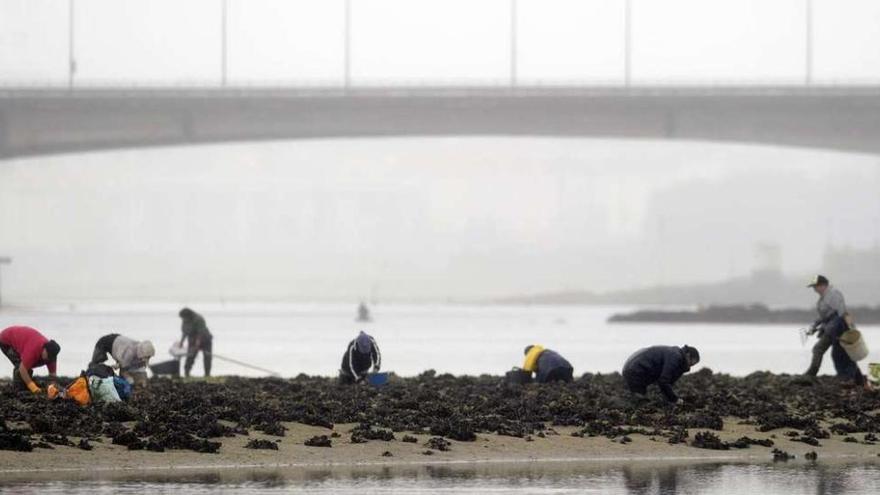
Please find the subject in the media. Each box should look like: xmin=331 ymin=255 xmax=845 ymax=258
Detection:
xmin=0 ymin=326 xmax=60 ymax=394
xmin=522 ymin=345 xmax=574 ymax=383
xmin=179 ymin=308 xmax=213 ymax=377
xmin=804 ymin=275 xmax=846 ymax=377
xmin=622 ymin=345 xmax=700 ymax=404
xmin=339 ymin=331 xmax=381 ymax=384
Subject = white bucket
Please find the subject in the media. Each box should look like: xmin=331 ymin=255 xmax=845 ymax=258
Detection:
xmin=840 ymin=329 xmax=869 ymax=362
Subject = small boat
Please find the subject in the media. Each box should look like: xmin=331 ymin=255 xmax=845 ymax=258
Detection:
xmin=356 ymin=302 xmax=372 ymax=322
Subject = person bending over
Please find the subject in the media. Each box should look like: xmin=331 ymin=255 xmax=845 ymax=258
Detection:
xmin=339 ymin=331 xmax=381 ymax=384
xmin=0 ymin=325 xmax=60 ymax=395
xmin=622 ymin=345 xmax=700 ymax=404
xmin=179 ymin=308 xmax=213 ymax=377
xmin=522 ymin=345 xmax=574 ymax=383
xmin=90 ymin=333 xmax=155 ymax=385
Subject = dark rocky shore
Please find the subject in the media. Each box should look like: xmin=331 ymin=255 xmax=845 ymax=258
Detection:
xmin=608 ymin=304 xmax=880 ymax=324
xmin=1 ymin=371 xmax=879 ymax=455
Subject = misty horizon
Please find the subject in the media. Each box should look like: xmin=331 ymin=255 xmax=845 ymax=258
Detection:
xmin=1 ymin=137 xmax=877 ymax=305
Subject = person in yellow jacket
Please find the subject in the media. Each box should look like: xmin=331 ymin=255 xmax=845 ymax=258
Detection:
xmin=522 ymin=345 xmax=574 ymax=383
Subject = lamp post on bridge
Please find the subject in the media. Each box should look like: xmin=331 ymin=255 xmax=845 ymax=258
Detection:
xmin=0 ymin=257 xmax=11 ymax=309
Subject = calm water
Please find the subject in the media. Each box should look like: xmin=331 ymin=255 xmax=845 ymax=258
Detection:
xmin=0 ymin=304 xmax=877 ymax=378
xmin=1 ymin=462 xmax=879 ymax=494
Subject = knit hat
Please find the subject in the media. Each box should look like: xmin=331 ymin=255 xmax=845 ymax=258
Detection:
xmin=136 ymin=340 xmax=156 ymax=360
xmin=44 ymin=340 xmax=61 ymax=362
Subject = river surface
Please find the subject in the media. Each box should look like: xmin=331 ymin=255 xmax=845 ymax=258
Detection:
xmin=0 ymin=461 xmax=879 ymax=494
xmin=0 ymin=304 xmax=877 ymax=378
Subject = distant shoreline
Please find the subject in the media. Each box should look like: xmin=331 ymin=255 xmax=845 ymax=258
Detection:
xmin=608 ymin=304 xmax=880 ymax=325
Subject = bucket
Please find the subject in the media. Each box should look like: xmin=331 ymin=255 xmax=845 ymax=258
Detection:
xmin=150 ymin=359 xmax=180 ymax=377
xmin=505 ymin=368 xmax=532 ymax=385
xmin=840 ymin=329 xmax=869 ymax=362
xmin=367 ymin=372 xmax=389 ymax=386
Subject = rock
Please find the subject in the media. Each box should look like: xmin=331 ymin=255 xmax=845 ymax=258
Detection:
xmin=245 ymin=439 xmax=279 ymax=450
xmin=305 ymin=435 xmax=332 ymax=447
xmin=425 ymin=437 xmax=451 ymax=452
xmin=691 ymin=431 xmax=729 ymax=450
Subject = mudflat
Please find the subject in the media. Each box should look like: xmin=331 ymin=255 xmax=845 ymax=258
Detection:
xmin=1 ymin=372 xmax=879 ymax=473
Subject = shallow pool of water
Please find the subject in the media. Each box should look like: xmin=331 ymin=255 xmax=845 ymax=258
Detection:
xmin=2 ymin=461 xmax=879 ymax=495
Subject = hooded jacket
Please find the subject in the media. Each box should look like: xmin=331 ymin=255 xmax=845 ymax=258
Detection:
xmin=340 ymin=333 xmax=381 ymax=381
xmin=622 ymin=346 xmax=691 ymax=402
xmin=111 ymin=335 xmax=154 ymax=371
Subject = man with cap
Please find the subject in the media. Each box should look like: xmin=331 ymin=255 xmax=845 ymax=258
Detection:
xmin=622 ymin=345 xmax=700 ymax=404
xmin=339 ymin=331 xmax=381 ymax=384
xmin=90 ymin=333 xmax=156 ymax=385
xmin=804 ymin=275 xmax=868 ymax=387
xmin=179 ymin=307 xmax=213 ymax=377
xmin=522 ymin=345 xmax=574 ymax=383
xmin=0 ymin=325 xmax=60 ymax=394
xmin=804 ymin=275 xmax=847 ymax=377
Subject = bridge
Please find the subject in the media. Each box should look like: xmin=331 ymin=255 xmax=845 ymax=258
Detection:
xmin=2 ymin=85 xmax=880 ymax=159
xmin=2 ymin=0 xmax=880 ymax=158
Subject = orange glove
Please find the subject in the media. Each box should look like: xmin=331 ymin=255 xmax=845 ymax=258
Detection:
xmin=47 ymin=384 xmax=60 ymax=400
xmin=27 ymin=381 xmax=42 ymax=394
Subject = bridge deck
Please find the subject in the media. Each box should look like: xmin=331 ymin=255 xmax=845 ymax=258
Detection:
xmin=2 ymin=86 xmax=880 ymax=158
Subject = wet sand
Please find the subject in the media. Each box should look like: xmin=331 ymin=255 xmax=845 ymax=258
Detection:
xmin=2 ymin=418 xmax=878 ymax=476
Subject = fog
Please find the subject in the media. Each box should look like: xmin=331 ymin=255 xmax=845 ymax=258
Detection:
xmin=2 ymin=0 xmax=880 ymax=305
xmin=1 ymin=138 xmax=877 ymax=303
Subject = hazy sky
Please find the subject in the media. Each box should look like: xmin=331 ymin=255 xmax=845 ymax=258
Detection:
xmin=1 ymin=0 xmax=880 ymax=85
xmin=1 ymin=138 xmax=878 ymax=303
xmin=1 ymin=1 xmax=880 ymax=304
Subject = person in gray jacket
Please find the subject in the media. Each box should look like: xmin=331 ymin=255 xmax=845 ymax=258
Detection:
xmin=804 ymin=275 xmax=847 ymax=376
xmin=90 ymin=333 xmax=155 ymax=385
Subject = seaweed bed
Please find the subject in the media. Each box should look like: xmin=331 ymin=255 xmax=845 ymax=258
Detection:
xmin=1 ymin=370 xmax=878 ymax=455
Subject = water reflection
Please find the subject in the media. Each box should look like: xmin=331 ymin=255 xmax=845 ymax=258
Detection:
xmin=1 ymin=461 xmax=878 ymax=494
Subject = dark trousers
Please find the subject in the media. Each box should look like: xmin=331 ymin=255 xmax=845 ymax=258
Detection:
xmin=1 ymin=343 xmax=31 ymax=391
xmin=184 ymin=338 xmax=212 ymax=377
xmin=805 ymin=331 xmax=833 ymax=376
xmin=90 ymin=333 xmax=119 ymax=365
xmin=824 ymin=316 xmax=866 ymax=386
xmin=539 ymin=366 xmax=574 ymax=384
xmin=623 ymin=370 xmax=649 ymax=395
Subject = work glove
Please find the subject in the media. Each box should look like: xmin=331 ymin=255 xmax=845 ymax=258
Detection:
xmin=26 ymin=381 xmax=43 ymax=395
xmin=47 ymin=384 xmax=60 ymax=400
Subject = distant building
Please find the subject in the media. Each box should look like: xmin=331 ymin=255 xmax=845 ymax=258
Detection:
xmin=822 ymin=244 xmax=880 ymax=285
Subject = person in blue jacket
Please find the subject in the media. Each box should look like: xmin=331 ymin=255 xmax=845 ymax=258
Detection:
xmin=622 ymin=345 xmax=700 ymax=404
xmin=522 ymin=345 xmax=574 ymax=383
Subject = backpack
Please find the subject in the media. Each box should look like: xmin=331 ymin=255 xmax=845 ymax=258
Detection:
xmin=88 ymin=376 xmax=121 ymax=403
xmin=66 ymin=376 xmax=91 ymax=406
xmin=113 ymin=376 xmax=132 ymax=401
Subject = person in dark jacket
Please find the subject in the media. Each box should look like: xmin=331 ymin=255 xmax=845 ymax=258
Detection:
xmin=339 ymin=331 xmax=381 ymax=384
xmin=522 ymin=345 xmax=574 ymax=383
xmin=179 ymin=308 xmax=213 ymax=377
xmin=622 ymin=345 xmax=700 ymax=404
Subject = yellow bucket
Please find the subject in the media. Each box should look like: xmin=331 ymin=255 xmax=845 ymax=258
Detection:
xmin=840 ymin=329 xmax=869 ymax=362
